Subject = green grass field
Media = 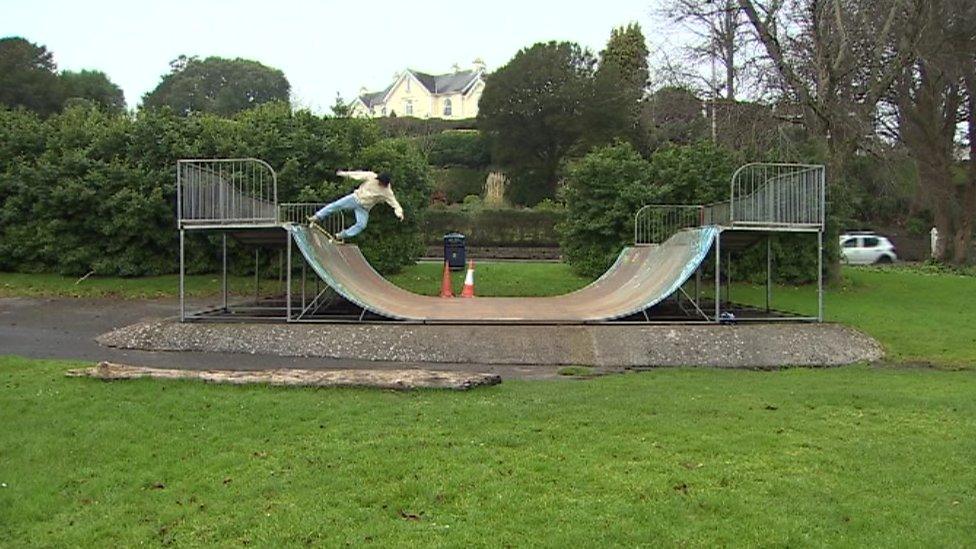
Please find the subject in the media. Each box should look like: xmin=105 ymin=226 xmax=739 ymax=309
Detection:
xmin=2 ymin=263 xmax=976 ymax=544
xmin=0 ymin=272 xmax=287 ymax=299
xmin=1 ymin=357 xmax=974 ymax=546
xmin=731 ymin=267 xmax=976 ymax=367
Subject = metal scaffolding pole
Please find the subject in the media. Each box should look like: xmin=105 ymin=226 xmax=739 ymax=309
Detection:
xmin=714 ymin=231 xmax=721 ymax=321
xmin=179 ymin=229 xmax=185 ymax=322
xmin=286 ymin=230 xmax=292 ymax=321
xmin=817 ymin=230 xmax=824 ymax=322
xmin=726 ymin=248 xmax=732 ymax=306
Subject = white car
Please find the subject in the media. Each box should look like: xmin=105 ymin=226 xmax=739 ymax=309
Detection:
xmin=839 ymin=232 xmax=898 ymax=264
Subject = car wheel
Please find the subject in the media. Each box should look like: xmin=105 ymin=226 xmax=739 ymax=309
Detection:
xmin=875 ymin=255 xmax=893 ymax=264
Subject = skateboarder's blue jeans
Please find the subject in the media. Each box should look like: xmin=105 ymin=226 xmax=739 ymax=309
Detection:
xmin=314 ymin=194 xmax=369 ymax=238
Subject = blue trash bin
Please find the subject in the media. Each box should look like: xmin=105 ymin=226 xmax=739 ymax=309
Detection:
xmin=443 ymin=232 xmax=466 ymax=271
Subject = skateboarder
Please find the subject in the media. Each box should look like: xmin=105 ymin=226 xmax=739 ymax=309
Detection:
xmin=307 ymin=170 xmax=404 ymax=242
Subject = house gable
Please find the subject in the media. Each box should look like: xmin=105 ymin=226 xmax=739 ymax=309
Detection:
xmin=350 ymin=63 xmax=487 ymax=119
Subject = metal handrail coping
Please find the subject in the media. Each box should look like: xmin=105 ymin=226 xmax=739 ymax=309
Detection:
xmin=176 ymin=158 xmax=279 ymax=228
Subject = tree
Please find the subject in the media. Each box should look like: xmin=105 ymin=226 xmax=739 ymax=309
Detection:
xmin=558 ymin=142 xmax=666 ymax=276
xmin=0 ymin=37 xmax=63 ymax=116
xmin=737 ymin=0 xmax=923 ymax=183
xmin=142 ymin=56 xmax=290 ymax=116
xmin=641 ymin=86 xmax=709 ymax=148
xmin=736 ymin=0 xmax=926 ymax=280
xmin=478 ymin=41 xmax=597 ymax=201
xmin=60 ymin=70 xmax=126 ymax=114
xmin=892 ymin=0 xmax=976 ymax=263
xmin=592 ymin=24 xmax=651 ymax=149
xmin=655 ymin=0 xmax=761 ymax=101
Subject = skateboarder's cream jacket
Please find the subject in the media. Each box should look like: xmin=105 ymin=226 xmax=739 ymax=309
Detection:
xmin=338 ymin=170 xmax=404 ymax=220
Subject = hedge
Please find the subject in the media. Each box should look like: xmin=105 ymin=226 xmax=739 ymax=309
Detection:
xmin=0 ymin=103 xmax=429 ymax=276
xmin=376 ymin=116 xmax=477 ymax=138
xmin=426 ymin=131 xmax=490 ymax=167
xmin=423 ymin=208 xmax=562 ymax=247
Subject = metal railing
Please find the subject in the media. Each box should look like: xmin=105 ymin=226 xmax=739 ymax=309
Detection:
xmin=177 ymin=159 xmax=278 ymax=227
xmin=278 ymin=203 xmax=347 ymax=235
xmin=634 ymin=163 xmax=825 ymax=244
xmin=635 ymin=205 xmax=704 ymax=245
xmin=730 ymin=163 xmax=825 ymax=228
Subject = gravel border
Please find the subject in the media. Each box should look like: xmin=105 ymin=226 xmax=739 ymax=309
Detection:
xmin=98 ymin=321 xmax=884 ymax=369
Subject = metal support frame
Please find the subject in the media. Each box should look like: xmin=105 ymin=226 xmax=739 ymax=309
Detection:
xmin=817 ymin=229 xmax=824 ymax=322
xmin=678 ymin=286 xmax=710 ymax=321
xmin=726 ymin=248 xmax=732 ymax=306
xmin=222 ymin=233 xmax=228 ymax=310
xmin=286 ymin=229 xmax=292 ymax=322
xmin=714 ymin=230 xmax=721 ymax=321
xmin=179 ymin=229 xmax=185 ymax=322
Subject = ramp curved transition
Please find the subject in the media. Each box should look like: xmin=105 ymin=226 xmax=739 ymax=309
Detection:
xmin=288 ymin=225 xmax=718 ymax=322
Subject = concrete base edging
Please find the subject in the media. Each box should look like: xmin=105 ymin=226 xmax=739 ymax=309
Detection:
xmin=98 ymin=321 xmax=884 ymax=369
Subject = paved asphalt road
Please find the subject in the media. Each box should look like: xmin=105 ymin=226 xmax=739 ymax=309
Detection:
xmin=0 ymin=297 xmax=564 ymax=380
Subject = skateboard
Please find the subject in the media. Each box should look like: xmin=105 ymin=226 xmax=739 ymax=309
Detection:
xmin=307 ymin=217 xmax=343 ymax=244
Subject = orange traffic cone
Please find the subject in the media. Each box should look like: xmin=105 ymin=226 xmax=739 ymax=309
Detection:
xmin=439 ymin=261 xmax=454 ymax=298
xmin=460 ymin=260 xmax=476 ymax=298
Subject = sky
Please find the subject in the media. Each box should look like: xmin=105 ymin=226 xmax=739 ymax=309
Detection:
xmin=2 ymin=0 xmax=664 ymax=113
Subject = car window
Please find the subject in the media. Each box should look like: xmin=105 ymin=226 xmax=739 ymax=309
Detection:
xmin=842 ymin=238 xmax=858 ymax=248
xmin=862 ymin=237 xmax=880 ymax=248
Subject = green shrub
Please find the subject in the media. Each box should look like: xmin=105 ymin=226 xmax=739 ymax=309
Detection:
xmin=558 ymin=142 xmax=666 ymax=277
xmin=427 ymin=131 xmax=490 ymax=167
xmin=727 ymin=233 xmax=820 ymax=284
xmin=461 ymin=194 xmax=483 ymax=212
xmin=0 ymin=103 xmax=384 ymax=276
xmin=650 ymin=141 xmax=740 ymax=204
xmin=376 ymin=116 xmax=477 ymax=138
xmin=533 ymin=198 xmax=565 ymax=213
xmin=431 ymin=167 xmax=487 ymax=203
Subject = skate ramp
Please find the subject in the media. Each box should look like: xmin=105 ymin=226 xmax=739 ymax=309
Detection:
xmin=288 ymin=225 xmax=718 ymax=322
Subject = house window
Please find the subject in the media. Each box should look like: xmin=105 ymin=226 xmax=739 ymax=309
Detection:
xmin=443 ymin=98 xmax=452 ymax=116
xmin=381 ymin=106 xmax=387 ymax=116
xmin=405 ymin=99 xmax=413 ymax=115
xmin=406 ymin=77 xmax=411 ymax=92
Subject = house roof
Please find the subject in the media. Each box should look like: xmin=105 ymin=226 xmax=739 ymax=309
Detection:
xmin=407 ymin=69 xmax=481 ymax=94
xmin=359 ymin=88 xmax=389 ymax=108
xmin=354 ymin=68 xmax=484 ymax=107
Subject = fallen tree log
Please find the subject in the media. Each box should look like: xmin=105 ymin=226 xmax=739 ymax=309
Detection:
xmin=66 ymin=362 xmax=501 ymax=391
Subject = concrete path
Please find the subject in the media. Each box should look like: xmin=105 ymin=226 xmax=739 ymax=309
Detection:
xmin=0 ymin=297 xmax=567 ymax=380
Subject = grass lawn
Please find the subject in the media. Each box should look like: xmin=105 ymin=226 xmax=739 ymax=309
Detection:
xmin=1 ymin=356 xmax=974 ymax=546
xmin=0 ymin=272 xmax=286 ymax=300
xmin=731 ymin=267 xmax=976 ymax=367
xmin=387 ymin=261 xmax=591 ymax=297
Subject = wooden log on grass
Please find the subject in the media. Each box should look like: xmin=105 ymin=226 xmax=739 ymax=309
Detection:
xmin=66 ymin=362 xmax=501 ymax=391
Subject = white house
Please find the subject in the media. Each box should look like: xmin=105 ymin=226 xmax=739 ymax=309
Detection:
xmin=350 ymin=60 xmax=486 ymax=120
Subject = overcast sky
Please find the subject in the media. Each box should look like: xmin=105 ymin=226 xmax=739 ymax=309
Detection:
xmin=2 ymin=0 xmax=663 ymax=113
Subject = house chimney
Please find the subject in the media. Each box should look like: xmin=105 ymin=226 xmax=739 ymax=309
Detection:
xmin=359 ymin=86 xmax=368 ymax=97
xmin=473 ymin=58 xmax=486 ymax=72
